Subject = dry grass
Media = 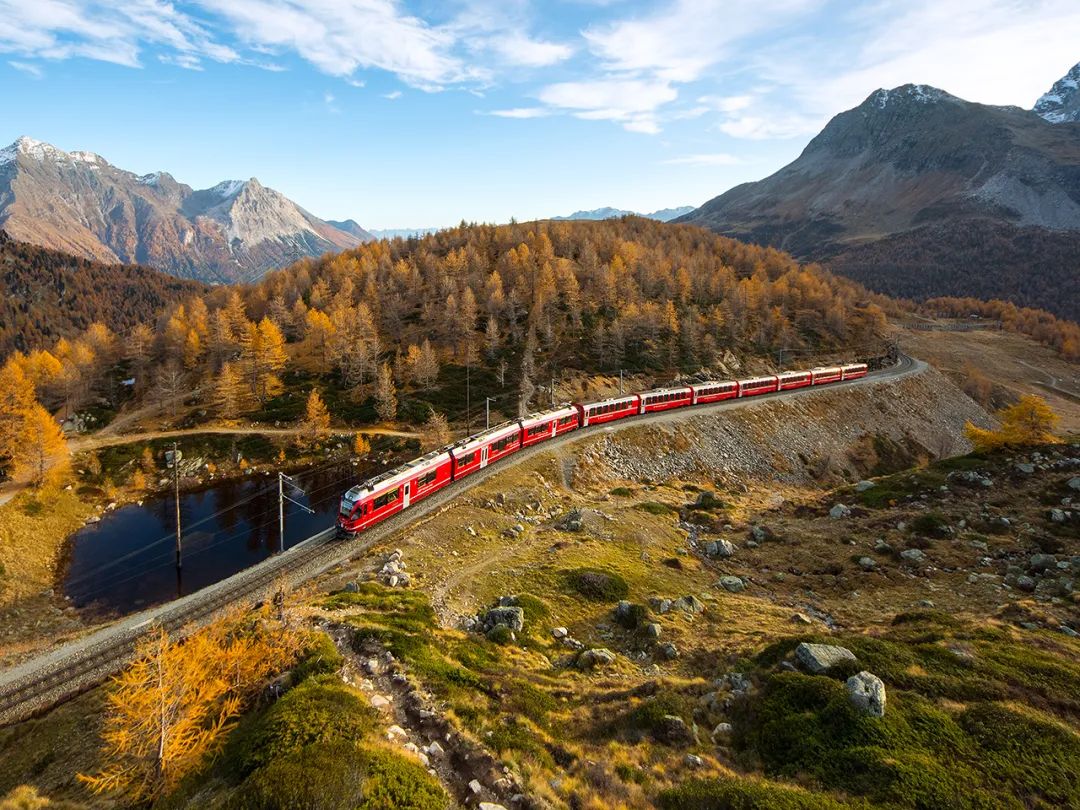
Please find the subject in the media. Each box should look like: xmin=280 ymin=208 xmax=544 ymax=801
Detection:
xmin=0 ymin=488 xmax=92 ymax=606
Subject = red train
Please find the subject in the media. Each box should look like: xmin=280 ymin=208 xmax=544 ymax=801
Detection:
xmin=337 ymin=362 xmax=868 ymax=534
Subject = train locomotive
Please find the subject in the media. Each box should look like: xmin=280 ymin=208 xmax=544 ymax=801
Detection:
xmin=337 ymin=362 xmax=868 ymax=535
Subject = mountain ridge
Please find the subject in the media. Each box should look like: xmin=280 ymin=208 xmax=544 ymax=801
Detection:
xmin=0 ymin=136 xmax=372 ymax=284
xmin=551 ymin=205 xmax=694 ymax=222
xmin=676 ymin=73 xmax=1080 ymax=320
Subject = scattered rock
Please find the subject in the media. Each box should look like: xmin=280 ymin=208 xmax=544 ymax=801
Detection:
xmin=900 ymin=548 xmax=927 ymax=564
xmin=577 ymin=648 xmax=616 ymax=670
xmin=425 ymin=741 xmax=445 ymax=757
xmin=674 ymin=594 xmax=705 ymax=614
xmin=556 ymin=509 xmax=584 ymax=532
xmin=1029 ymin=553 xmax=1057 ymax=573
xmin=1015 ymin=575 xmax=1037 ymax=593
xmin=846 ymin=671 xmax=887 ymax=717
xmin=659 ymin=642 xmax=679 ymax=660
xmin=705 ymin=539 xmax=737 ymax=558
xmin=653 ymin=714 xmax=695 ymax=746
xmin=645 ymin=622 xmax=662 ymax=640
xmin=684 ymin=754 xmax=705 ymax=768
xmin=344 ymin=581 xmax=359 ymax=593
xmin=370 ymin=695 xmax=391 ymax=709
xmin=855 ymin=480 xmax=876 ymax=492
xmin=1015 ymin=463 xmax=1035 ymax=475
xmin=795 ymin=642 xmax=857 ymax=674
xmin=479 ymin=804 xmax=509 ymax=810
xmin=711 ymin=722 xmax=733 ymax=739
xmin=858 ymin=556 xmax=877 ymax=571
xmin=1049 ymin=508 xmax=1067 ymax=523
xmin=718 ymin=575 xmax=745 ymax=593
xmin=469 ymin=779 xmax=483 ymax=795
xmin=829 ymin=503 xmax=852 ymax=519
xmin=790 ymin=612 xmax=813 ymax=625
xmin=1068 ymin=477 xmax=1080 ymax=491
xmin=482 ymin=606 xmax=525 ymax=633
xmin=551 ymin=626 xmax=568 ymax=639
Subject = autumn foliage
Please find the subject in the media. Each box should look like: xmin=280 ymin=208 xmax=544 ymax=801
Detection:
xmin=79 ymin=607 xmax=304 ymax=802
xmin=964 ymin=395 xmax=1060 ymax=452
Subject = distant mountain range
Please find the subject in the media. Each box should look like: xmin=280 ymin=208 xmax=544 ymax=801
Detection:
xmin=363 ymin=227 xmax=444 ymax=240
xmin=551 ymin=205 xmax=695 ymax=222
xmin=677 ymin=63 xmax=1080 ymax=321
xmin=0 ymin=137 xmax=373 ymax=284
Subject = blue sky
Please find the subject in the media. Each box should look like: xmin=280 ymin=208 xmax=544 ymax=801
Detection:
xmin=2 ymin=0 xmax=1078 ymax=229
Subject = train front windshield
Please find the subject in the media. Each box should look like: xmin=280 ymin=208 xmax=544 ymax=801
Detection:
xmin=340 ymin=495 xmax=357 ymax=519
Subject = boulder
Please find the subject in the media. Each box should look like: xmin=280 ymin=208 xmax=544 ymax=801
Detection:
xmin=483 ymin=606 xmax=525 ymax=632
xmin=343 ymin=581 xmax=359 ymax=593
xmin=790 ymin=612 xmax=813 ymax=625
xmin=900 ymin=548 xmax=927 ymax=564
xmin=705 ymin=539 xmax=737 ymax=558
xmin=829 ymin=503 xmax=852 ymax=519
xmin=1015 ymin=575 xmax=1037 ymax=593
xmin=718 ymin=575 xmax=745 ymax=593
xmin=1015 ymin=462 xmax=1035 ymax=475
xmin=684 ymin=754 xmax=705 ymax=768
xmin=749 ymin=525 xmax=770 ymax=543
xmin=855 ymin=480 xmax=876 ymax=492
xmin=858 ymin=557 xmax=877 ymax=571
xmin=659 ymin=642 xmax=680 ymax=660
xmin=795 ymin=642 xmax=857 ymax=674
xmin=652 ymin=714 xmax=695 ymax=746
xmin=557 ymin=509 xmax=584 ymax=532
xmin=1049 ymin=508 xmax=1067 ymax=523
xmin=577 ymin=648 xmax=616 ymax=670
xmin=674 ymin=595 xmax=705 ymax=614
xmin=1029 ymin=553 xmax=1057 ymax=573
xmin=711 ymin=722 xmax=733 ymax=739
xmin=645 ymin=622 xmax=662 ymax=640
xmin=1068 ymin=477 xmax=1080 ymax=491
xmin=846 ymin=671 xmax=887 ymax=717
xmin=551 ymin=626 xmax=568 ymax=639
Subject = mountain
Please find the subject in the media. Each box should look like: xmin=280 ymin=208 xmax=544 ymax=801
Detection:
xmin=363 ymin=227 xmax=443 ymax=240
xmin=0 ymin=137 xmax=372 ymax=284
xmin=551 ymin=205 xmax=694 ymax=222
xmin=325 ymin=219 xmax=376 ymax=241
xmin=0 ymin=229 xmax=206 ymax=355
xmin=1034 ymin=61 xmax=1080 ymax=123
xmin=677 ymin=79 xmax=1080 ymax=321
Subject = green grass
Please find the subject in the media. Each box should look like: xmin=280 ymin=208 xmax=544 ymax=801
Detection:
xmin=610 ymin=487 xmax=634 ymax=497
xmin=562 ymin=568 xmax=630 ymax=602
xmin=657 ymin=778 xmax=863 ymax=809
xmin=635 ymin=501 xmax=677 ymax=516
xmin=725 ymin=613 xmax=1080 ymax=809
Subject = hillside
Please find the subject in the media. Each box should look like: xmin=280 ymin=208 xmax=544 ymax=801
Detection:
xmin=9 ymin=362 xmax=1079 ymax=809
xmin=0 ymin=230 xmax=206 ymax=355
xmin=0 ymin=137 xmax=371 ymax=283
xmin=677 ymin=78 xmax=1080 ymax=321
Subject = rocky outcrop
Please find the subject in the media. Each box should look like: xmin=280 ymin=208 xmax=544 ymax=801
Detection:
xmin=795 ymin=642 xmax=857 ymax=674
xmin=846 ymin=671 xmax=887 ymax=717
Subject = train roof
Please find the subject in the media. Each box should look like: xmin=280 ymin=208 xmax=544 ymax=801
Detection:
xmin=520 ymin=405 xmax=578 ymax=426
xmin=345 ymin=448 xmax=451 ymax=498
xmin=778 ymin=369 xmax=812 ymax=377
xmin=579 ymin=393 xmax=639 ymax=408
xmin=691 ymin=379 xmax=737 ymax=389
xmin=639 ymin=385 xmax=693 ymax=397
xmin=739 ymin=374 xmax=779 ymax=383
xmin=450 ymin=420 xmax=521 ymax=454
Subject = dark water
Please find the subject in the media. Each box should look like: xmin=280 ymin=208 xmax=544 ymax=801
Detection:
xmin=63 ymin=460 xmax=368 ymax=616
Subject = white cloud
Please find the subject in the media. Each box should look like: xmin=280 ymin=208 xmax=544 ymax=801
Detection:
xmin=324 ymin=90 xmax=340 ymax=113
xmin=538 ymin=77 xmax=677 ymax=134
xmin=488 ymin=33 xmax=572 ymax=68
xmin=383 ymin=90 xmax=402 ymax=100
xmin=715 ymin=113 xmax=823 ymax=140
xmin=8 ymin=60 xmax=43 ymax=78
xmin=698 ymin=94 xmax=753 ymax=113
xmin=488 ymin=107 xmax=550 ymax=118
xmin=583 ymin=0 xmax=821 ymax=83
xmin=661 ymin=152 xmax=742 ymax=166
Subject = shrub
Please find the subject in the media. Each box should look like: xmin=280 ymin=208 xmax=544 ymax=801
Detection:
xmin=486 ymin=625 xmax=514 ymax=645
xmin=563 ymin=568 xmax=630 ymax=602
xmin=615 ymin=602 xmax=649 ymax=630
xmin=291 ymin=632 xmax=345 ymax=684
xmin=354 ymin=745 xmax=449 ymax=810
xmin=610 ymin=487 xmax=633 ymax=497
xmin=228 ymin=680 xmax=377 ymax=775
xmin=909 ymin=512 xmax=948 ymax=537
xmin=635 ymin=501 xmax=676 ymax=515
xmin=234 ymin=741 xmax=367 ymax=810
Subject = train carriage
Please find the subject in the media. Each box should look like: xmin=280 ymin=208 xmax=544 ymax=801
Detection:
xmin=638 ymin=386 xmax=693 ymax=414
xmin=811 ymin=366 xmax=842 ymax=385
xmin=841 ymin=362 xmax=868 ymax=381
xmin=449 ymin=421 xmax=522 ymax=479
xmin=778 ymin=370 xmax=813 ymax=390
xmin=691 ymin=380 xmax=739 ymax=405
xmin=576 ymin=394 xmax=640 ymax=427
xmin=738 ymin=375 xmax=779 ymax=397
xmin=338 ymin=449 xmax=453 ymax=534
xmin=519 ymin=406 xmax=580 ymax=448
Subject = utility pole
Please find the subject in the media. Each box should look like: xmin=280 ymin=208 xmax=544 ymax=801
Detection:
xmin=550 ymin=377 xmax=556 ymax=407
xmin=485 ymin=396 xmax=495 ymax=430
xmin=172 ymin=442 xmax=182 ymax=570
xmin=278 ymin=472 xmax=314 ymax=554
xmin=619 ymin=369 xmax=624 ymax=396
xmin=466 ymin=362 xmax=472 ymax=435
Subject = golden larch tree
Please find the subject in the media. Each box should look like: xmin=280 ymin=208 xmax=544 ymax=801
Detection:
xmin=14 ymin=404 xmax=68 ymax=486
xmin=300 ymin=389 xmax=331 ymax=449
xmin=965 ymin=395 xmax=1060 ymax=452
xmin=375 ymin=362 xmax=397 ymax=423
xmin=214 ymin=361 xmax=245 ymax=420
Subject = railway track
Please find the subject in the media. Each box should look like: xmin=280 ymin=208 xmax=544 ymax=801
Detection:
xmin=0 ymin=354 xmax=921 ymax=727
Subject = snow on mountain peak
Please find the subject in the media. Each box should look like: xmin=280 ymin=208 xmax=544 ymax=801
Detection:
xmin=1034 ymin=61 xmax=1080 ymax=123
xmin=871 ymin=84 xmax=954 ymax=110
xmin=0 ymin=136 xmax=106 ymax=168
xmin=211 ymin=179 xmax=247 ymax=199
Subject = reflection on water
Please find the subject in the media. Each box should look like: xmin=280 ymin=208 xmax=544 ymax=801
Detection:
xmin=63 ymin=460 xmax=368 ymax=616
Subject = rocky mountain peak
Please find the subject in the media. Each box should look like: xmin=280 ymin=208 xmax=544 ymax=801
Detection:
xmin=865 ymin=84 xmax=959 ymax=111
xmin=1 ymin=135 xmax=108 ymax=168
xmin=1034 ymin=61 xmax=1080 ymax=123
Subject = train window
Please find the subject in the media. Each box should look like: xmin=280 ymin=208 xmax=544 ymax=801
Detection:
xmin=373 ymin=488 xmax=400 ymax=510
xmin=458 ymin=450 xmax=476 ymax=466
xmin=418 ymin=470 xmax=437 ymax=487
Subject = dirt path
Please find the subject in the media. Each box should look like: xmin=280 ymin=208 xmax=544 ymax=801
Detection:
xmin=68 ymin=424 xmax=420 ymax=452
